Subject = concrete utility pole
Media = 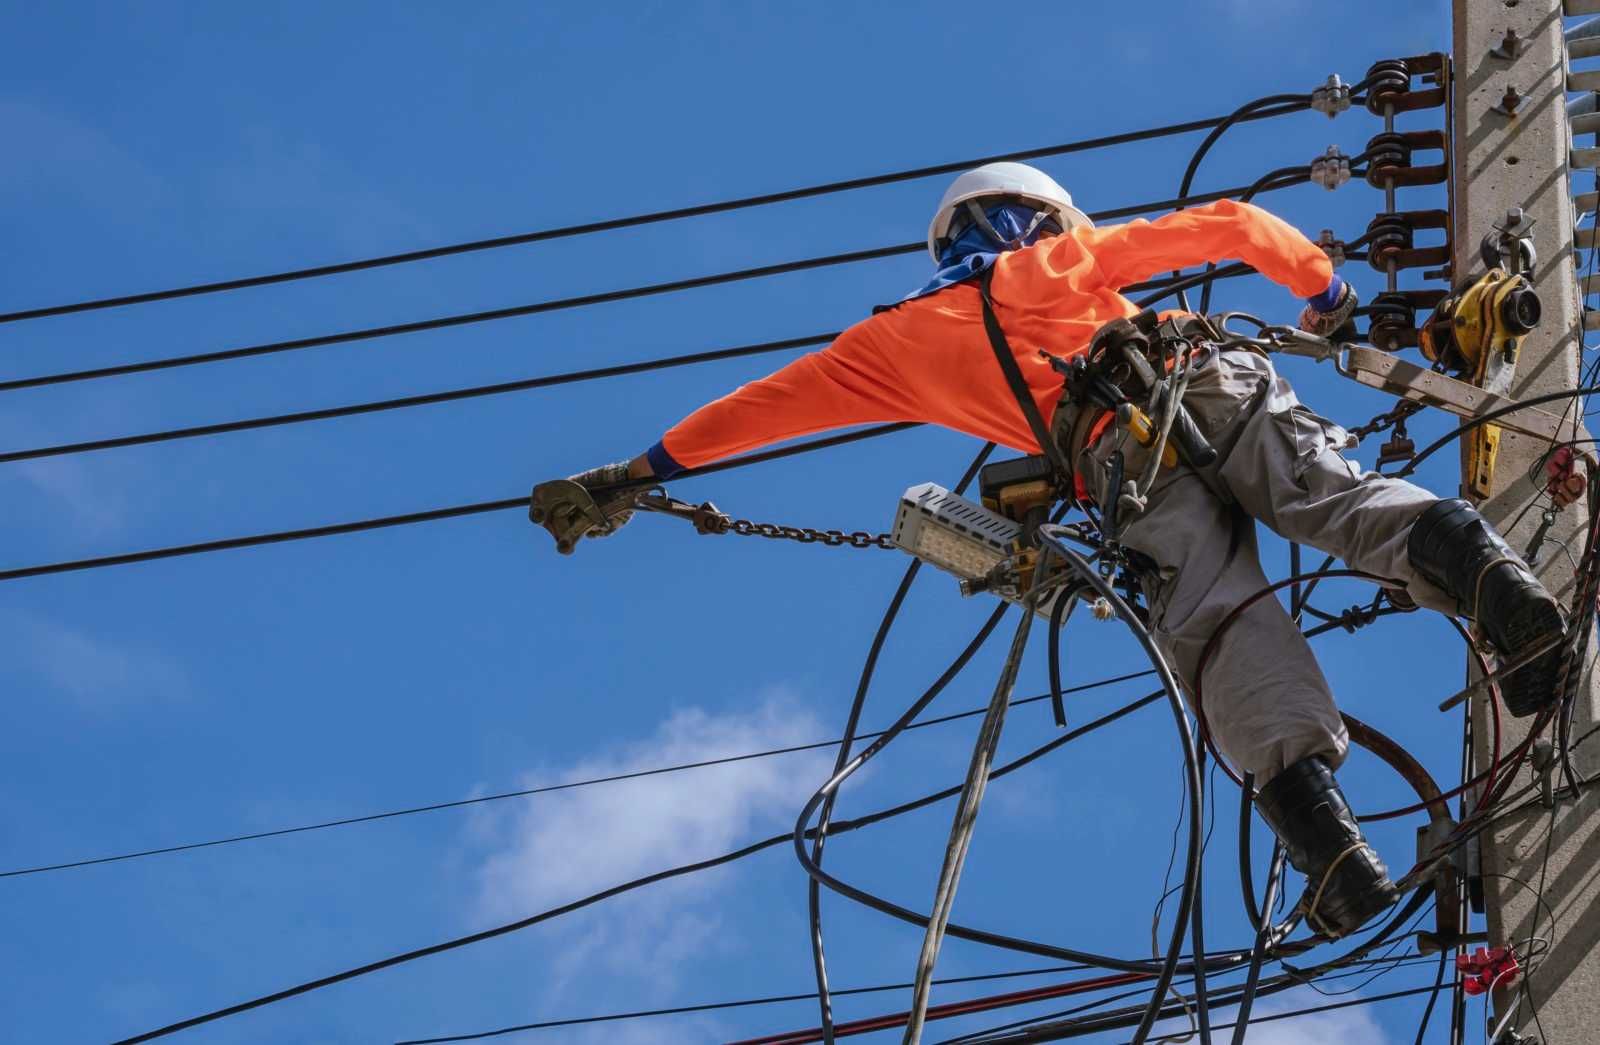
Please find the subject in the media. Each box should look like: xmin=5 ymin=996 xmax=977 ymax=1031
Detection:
xmin=1452 ymin=1 xmax=1600 ymax=1040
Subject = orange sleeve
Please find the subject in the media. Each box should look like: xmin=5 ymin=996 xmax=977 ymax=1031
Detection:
xmin=1083 ymin=199 xmax=1334 ymax=298
xmin=655 ymin=317 xmax=917 ymax=473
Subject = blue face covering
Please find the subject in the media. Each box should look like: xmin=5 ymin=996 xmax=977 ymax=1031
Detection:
xmin=902 ymin=202 xmax=1062 ymax=302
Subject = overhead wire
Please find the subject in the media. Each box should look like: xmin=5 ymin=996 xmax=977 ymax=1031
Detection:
xmin=392 ymin=963 xmax=1090 ymax=1045
xmin=0 ymin=181 xmax=1299 ymax=396
xmin=0 ymin=420 xmax=919 ymax=583
xmin=0 ymin=666 xmax=1158 ymax=880
xmin=0 ymin=331 xmax=841 ymax=466
xmin=92 ymin=535 xmax=1489 ymax=1039
xmin=27 ymin=80 xmax=1502 ymax=1045
xmin=805 ymin=440 xmax=994 ymax=1045
xmin=0 ymin=262 xmax=1226 ymax=468
xmin=941 ymin=892 xmax=1434 ymax=1045
xmin=938 ymin=953 xmax=1441 ymax=1045
xmin=0 ymin=99 xmax=1314 ymax=325
xmin=109 ymin=688 xmax=1173 ymax=1042
xmin=1169 ymin=92 xmax=1316 ymax=314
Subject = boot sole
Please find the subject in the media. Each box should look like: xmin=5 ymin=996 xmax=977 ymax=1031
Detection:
xmin=1499 ymin=597 xmax=1567 ymax=718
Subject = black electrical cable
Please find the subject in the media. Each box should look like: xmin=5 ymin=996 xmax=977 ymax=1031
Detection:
xmin=1394 ymin=385 xmax=1600 ymax=479
xmin=1188 ymin=749 xmax=1215 ymax=1045
xmin=1238 ymin=774 xmax=1262 ymax=930
xmin=1410 ymin=951 xmax=1450 ymax=1045
xmin=1132 ymin=243 xmax=1367 ymax=310
xmin=795 ymin=576 xmax=1408 ymax=1003
xmin=809 ymin=558 xmax=923 ymax=1045
xmin=0 ymin=261 xmax=1241 ymax=469
xmin=792 ymin=685 xmax=1215 ymax=977
xmin=0 ymin=100 xmax=1313 ymax=325
xmin=1135 ymin=261 xmax=1255 ymax=310
xmin=789 ymin=532 xmax=1217 ymax=1035
xmin=109 ymin=582 xmax=1455 ymax=1044
xmin=1043 ymin=535 xmax=1206 ymax=1045
xmin=806 ymin=440 xmax=994 ymax=1045
xmin=0 ymin=243 xmax=912 ymax=394
xmin=110 ymin=832 xmax=803 ymax=1044
xmin=1046 ymin=578 xmax=1082 ymax=727
xmin=1229 ymin=843 xmax=1286 ymax=1045
xmin=0 ymin=332 xmax=840 ymax=466
xmin=2 ymin=668 xmax=1158 ymax=881
xmin=1199 ymin=166 xmax=1308 ymax=315
xmin=1148 ymin=983 xmax=1447 ymax=1045
xmin=395 ymin=963 xmax=1087 ymax=1044
xmin=0 ymin=420 xmax=920 ymax=584
xmin=1170 ymin=92 xmax=1311 ymax=314
xmin=964 ymin=887 xmax=1435 ymax=1043
xmin=0 ymin=180 xmax=1296 ymax=396
xmin=109 ymin=689 xmax=1171 ymax=1042
xmin=1200 ymin=163 xmax=1320 ymax=315
xmin=944 ymin=955 xmax=1439 ymax=1045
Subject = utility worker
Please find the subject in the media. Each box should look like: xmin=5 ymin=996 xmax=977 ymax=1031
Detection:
xmin=543 ymin=163 xmax=1566 ymax=937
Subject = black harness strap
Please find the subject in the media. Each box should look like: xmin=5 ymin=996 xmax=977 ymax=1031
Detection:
xmin=976 ymin=266 xmax=1075 ymax=483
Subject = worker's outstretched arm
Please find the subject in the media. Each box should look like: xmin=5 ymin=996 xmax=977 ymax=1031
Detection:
xmin=1085 ymin=198 xmax=1335 ymax=299
xmin=632 ymin=322 xmax=913 ymax=478
xmin=541 ymin=323 xmax=908 ymax=547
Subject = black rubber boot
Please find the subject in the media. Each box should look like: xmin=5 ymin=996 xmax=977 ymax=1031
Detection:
xmin=1255 ymin=756 xmax=1399 ymax=937
xmin=1407 ymin=498 xmax=1566 ymax=717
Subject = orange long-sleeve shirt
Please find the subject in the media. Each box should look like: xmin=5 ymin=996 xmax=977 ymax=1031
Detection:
xmin=651 ymin=199 xmax=1333 ymax=473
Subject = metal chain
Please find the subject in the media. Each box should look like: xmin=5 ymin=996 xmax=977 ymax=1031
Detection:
xmin=723 ymin=516 xmax=896 ymax=550
xmin=1348 ymin=396 xmax=1425 ymax=442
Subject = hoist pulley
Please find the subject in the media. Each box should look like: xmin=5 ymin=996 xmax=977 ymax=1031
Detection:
xmin=1418 ymin=268 xmax=1542 ymax=377
xmin=1413 ymin=209 xmax=1542 ymax=498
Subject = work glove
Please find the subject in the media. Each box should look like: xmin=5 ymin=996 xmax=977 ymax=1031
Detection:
xmin=568 ymin=460 xmax=638 ymax=537
xmin=1297 ymin=274 xmax=1359 ymax=340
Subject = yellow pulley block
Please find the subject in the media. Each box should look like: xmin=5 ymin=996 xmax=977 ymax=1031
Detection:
xmin=1418 ymin=269 xmax=1542 ymax=499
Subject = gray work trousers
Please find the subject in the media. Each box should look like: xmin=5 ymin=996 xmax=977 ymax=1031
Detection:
xmin=1080 ymin=348 xmax=1452 ymax=782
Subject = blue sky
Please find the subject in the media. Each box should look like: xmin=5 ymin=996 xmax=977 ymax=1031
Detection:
xmin=0 ymin=2 xmax=1512 ymax=1042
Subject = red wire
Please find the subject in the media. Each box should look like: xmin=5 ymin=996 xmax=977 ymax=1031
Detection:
xmin=722 ymin=970 xmax=1152 ymax=1045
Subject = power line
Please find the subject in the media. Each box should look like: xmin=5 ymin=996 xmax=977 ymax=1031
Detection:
xmin=109 ymin=689 xmax=1166 ymax=1043
xmin=393 ymin=964 xmax=1091 ymax=1045
xmin=0 ymin=332 xmax=839 ymax=466
xmin=0 ymin=421 xmax=919 ymax=584
xmin=0 ymin=100 xmax=1310 ymax=325
xmin=0 ymin=670 xmax=1155 ymax=879
xmin=0 ymin=243 xmax=910 ymax=394
xmin=0 ymin=178 xmax=1303 ymax=396
xmin=1135 ymin=983 xmax=1446 ymax=1045
xmin=0 ymin=254 xmax=1248 ymax=467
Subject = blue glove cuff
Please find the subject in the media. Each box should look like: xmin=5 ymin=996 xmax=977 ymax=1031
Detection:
xmin=646 ymin=439 xmax=685 ymax=479
xmin=1306 ymin=274 xmax=1344 ymax=313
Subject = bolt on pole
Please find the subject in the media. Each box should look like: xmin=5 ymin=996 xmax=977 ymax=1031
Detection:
xmin=1452 ymin=1 xmax=1600 ymax=1040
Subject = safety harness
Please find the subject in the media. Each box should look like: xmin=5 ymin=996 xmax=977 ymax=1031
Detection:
xmin=975 ymin=266 xmax=1220 ymax=539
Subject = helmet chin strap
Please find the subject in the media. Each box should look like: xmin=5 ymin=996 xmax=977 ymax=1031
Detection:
xmin=962 ymin=199 xmax=1056 ymax=251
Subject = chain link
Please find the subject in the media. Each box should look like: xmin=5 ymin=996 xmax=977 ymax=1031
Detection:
xmin=1347 ymin=396 xmax=1424 ymax=443
xmin=725 ymin=517 xmax=896 ymax=550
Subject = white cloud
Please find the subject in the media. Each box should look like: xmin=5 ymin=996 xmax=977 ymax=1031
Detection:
xmin=465 ymin=695 xmax=834 ymax=1008
xmin=1 ymin=609 xmax=190 ymax=712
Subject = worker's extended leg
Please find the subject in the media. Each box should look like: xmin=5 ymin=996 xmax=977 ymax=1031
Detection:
xmin=1079 ymin=349 xmax=1402 ymax=936
xmin=1197 ymin=348 xmax=1566 ymax=718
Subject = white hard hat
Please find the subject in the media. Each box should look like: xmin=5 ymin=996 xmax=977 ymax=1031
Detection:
xmin=926 ymin=161 xmax=1092 ymax=262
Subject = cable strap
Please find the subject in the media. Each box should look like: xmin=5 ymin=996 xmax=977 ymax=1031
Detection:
xmin=976 ymin=266 xmax=1074 ymax=482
